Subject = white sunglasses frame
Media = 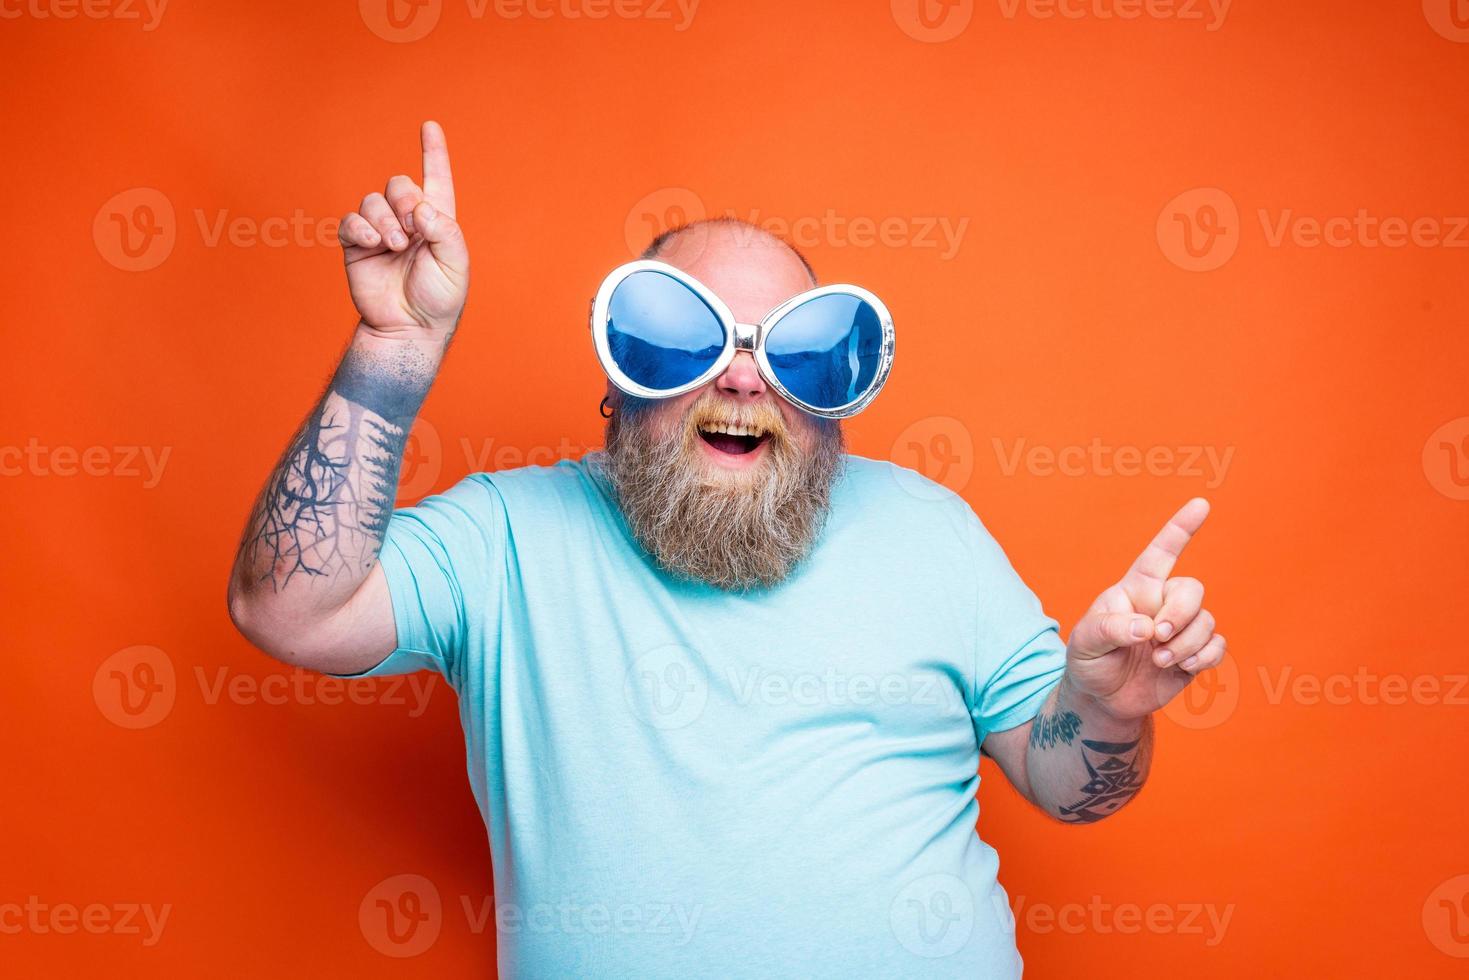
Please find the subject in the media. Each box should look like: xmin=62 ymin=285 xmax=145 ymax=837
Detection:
xmin=589 ymin=259 xmax=896 ymax=420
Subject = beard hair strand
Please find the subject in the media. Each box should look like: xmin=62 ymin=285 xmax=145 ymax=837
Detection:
xmin=599 ymin=396 xmax=845 ymax=591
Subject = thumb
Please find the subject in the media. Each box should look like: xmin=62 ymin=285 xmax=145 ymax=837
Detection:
xmin=412 ymin=200 xmax=468 ymax=279
xmin=1068 ymin=611 xmax=1155 ymax=659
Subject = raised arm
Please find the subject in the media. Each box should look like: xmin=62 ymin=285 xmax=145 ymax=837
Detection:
xmin=227 ymin=121 xmax=470 ymax=674
xmin=983 ymin=499 xmax=1227 ymax=822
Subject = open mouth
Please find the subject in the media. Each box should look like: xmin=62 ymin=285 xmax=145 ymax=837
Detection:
xmin=697 ymin=422 xmax=772 ymax=456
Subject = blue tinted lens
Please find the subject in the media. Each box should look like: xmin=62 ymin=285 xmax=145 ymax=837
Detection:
xmin=765 ymin=294 xmax=885 ymax=410
xmin=606 ymin=271 xmax=726 ymax=390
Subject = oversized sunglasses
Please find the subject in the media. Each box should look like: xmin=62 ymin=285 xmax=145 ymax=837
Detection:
xmin=589 ymin=260 xmax=895 ymax=419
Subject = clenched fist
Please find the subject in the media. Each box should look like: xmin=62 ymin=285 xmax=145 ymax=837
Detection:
xmin=337 ymin=121 xmax=469 ymax=337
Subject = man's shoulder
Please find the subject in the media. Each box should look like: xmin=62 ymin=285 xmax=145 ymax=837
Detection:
xmin=837 ymin=454 xmax=975 ymax=517
xmin=472 ymin=455 xmax=615 ymax=523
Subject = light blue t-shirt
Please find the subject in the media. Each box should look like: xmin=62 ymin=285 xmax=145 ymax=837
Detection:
xmin=346 ymin=453 xmax=1065 ymax=978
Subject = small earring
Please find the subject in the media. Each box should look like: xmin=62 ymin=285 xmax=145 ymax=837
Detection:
xmin=599 ymin=396 xmax=615 ymax=418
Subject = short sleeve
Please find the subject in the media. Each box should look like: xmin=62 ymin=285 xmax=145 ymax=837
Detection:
xmin=959 ymin=506 xmax=1067 ymax=738
xmin=330 ymin=475 xmax=506 ymax=688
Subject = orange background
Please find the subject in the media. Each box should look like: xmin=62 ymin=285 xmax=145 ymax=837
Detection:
xmin=3 ymin=0 xmax=1468 ymax=975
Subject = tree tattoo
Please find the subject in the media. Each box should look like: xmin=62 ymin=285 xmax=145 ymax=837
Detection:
xmin=238 ymin=343 xmax=432 ymax=591
xmin=1028 ymin=708 xmax=1083 ymax=750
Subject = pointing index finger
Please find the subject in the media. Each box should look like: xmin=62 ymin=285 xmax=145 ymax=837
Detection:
xmin=420 ymin=120 xmax=456 ymax=218
xmin=1122 ymin=497 xmax=1210 ymax=593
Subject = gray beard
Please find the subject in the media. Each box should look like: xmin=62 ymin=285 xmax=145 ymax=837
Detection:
xmin=598 ymin=400 xmax=845 ymax=592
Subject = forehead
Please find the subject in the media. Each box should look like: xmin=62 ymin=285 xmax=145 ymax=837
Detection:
xmin=652 ymin=226 xmax=814 ymax=323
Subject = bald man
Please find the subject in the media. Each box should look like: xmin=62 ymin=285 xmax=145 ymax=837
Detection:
xmin=228 ymin=124 xmax=1227 ymax=978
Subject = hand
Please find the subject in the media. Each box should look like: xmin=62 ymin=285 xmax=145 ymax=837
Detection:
xmin=1063 ymin=498 xmax=1227 ymax=722
xmin=337 ymin=121 xmax=469 ymax=337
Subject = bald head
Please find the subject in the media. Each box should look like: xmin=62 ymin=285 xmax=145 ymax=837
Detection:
xmin=640 ymin=218 xmax=817 ymax=325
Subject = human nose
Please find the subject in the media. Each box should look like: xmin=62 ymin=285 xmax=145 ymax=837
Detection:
xmin=715 ymin=350 xmax=767 ymax=401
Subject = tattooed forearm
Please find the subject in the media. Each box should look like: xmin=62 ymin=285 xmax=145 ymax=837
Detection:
xmin=1057 ymin=735 xmax=1149 ymax=824
xmin=237 ymin=340 xmax=435 ymax=592
xmin=1028 ymin=708 xmax=1083 ymax=750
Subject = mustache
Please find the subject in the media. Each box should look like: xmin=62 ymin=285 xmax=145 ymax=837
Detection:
xmin=681 ymin=392 xmax=791 ymax=442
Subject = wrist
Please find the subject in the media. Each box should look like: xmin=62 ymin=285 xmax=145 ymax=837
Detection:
xmin=353 ymin=318 xmax=454 ymax=348
xmin=1057 ymin=673 xmax=1148 ymax=740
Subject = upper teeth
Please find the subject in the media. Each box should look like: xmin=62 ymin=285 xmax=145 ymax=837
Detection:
xmin=700 ymin=423 xmax=764 ymax=437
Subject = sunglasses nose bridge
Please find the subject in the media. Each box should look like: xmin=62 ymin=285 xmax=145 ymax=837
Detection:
xmin=731 ymin=321 xmax=761 ymax=352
